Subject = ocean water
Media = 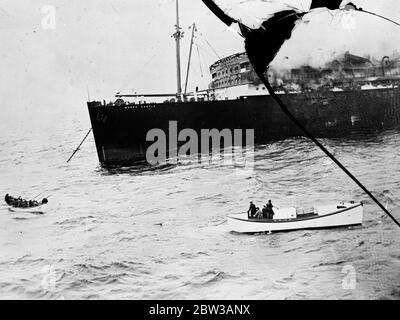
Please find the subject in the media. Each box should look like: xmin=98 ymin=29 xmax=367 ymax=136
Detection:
xmin=0 ymin=109 xmax=400 ymax=300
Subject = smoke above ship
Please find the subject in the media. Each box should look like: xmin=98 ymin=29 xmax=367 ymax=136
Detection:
xmin=209 ymin=50 xmax=400 ymax=95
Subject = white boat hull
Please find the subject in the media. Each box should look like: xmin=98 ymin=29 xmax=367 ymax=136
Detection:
xmin=227 ymin=202 xmax=363 ymax=233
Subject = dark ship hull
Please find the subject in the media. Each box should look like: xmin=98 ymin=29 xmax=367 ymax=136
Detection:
xmin=88 ymin=87 xmax=400 ymax=166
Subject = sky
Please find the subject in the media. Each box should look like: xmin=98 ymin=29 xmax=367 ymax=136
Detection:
xmin=0 ymin=1 xmax=240 ymax=109
xmin=1 ymin=0 xmax=400 ymax=129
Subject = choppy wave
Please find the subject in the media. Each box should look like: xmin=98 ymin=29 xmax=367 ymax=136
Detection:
xmin=0 ymin=120 xmax=400 ymax=299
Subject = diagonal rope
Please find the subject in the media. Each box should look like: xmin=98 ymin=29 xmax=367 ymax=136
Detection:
xmin=66 ymin=128 xmax=93 ymax=163
xmin=195 ymin=43 xmax=204 ymax=77
xmin=355 ymin=8 xmax=400 ymax=28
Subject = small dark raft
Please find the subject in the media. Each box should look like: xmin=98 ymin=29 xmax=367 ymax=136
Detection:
xmin=4 ymin=194 xmax=48 ymax=213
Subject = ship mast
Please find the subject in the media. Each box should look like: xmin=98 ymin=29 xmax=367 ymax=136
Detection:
xmin=173 ymin=0 xmax=183 ymax=98
xmin=184 ymin=23 xmax=197 ymax=97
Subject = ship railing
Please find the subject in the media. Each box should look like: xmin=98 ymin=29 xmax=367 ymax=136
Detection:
xmin=114 ymin=90 xmax=215 ymax=104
